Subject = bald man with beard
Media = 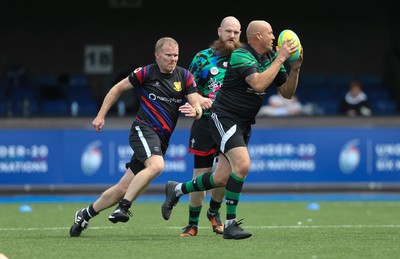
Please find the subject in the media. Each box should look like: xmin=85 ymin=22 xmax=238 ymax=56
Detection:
xmin=180 ymin=16 xmax=242 ymax=237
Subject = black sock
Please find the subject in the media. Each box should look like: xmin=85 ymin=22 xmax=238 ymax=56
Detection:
xmin=188 ymin=205 xmax=202 ymax=226
xmin=209 ymin=198 xmax=222 ymax=214
xmin=119 ymin=199 xmax=132 ymax=210
xmin=88 ymin=204 xmax=99 ymax=216
xmin=82 ymin=204 xmax=99 ymax=221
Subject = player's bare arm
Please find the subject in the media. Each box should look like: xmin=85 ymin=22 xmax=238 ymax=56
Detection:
xmin=92 ymin=77 xmax=134 ymax=132
xmin=180 ymin=93 xmax=202 ymax=119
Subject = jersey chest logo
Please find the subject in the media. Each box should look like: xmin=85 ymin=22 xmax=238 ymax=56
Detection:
xmin=210 ymin=67 xmax=219 ymax=75
xmin=173 ymin=82 xmax=182 ymax=92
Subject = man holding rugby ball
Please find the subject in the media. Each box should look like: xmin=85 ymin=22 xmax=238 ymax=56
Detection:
xmin=162 ymin=20 xmax=303 ymax=240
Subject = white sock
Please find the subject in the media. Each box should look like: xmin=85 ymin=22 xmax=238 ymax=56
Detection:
xmin=175 ymin=183 xmax=183 ymax=197
xmin=225 ymin=219 xmax=236 ymax=227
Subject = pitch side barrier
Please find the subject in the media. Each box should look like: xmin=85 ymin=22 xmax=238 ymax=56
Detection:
xmin=0 ymin=117 xmax=399 ymax=194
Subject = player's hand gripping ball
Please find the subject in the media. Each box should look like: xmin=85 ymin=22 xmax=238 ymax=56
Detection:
xmin=277 ymin=29 xmax=302 ymax=62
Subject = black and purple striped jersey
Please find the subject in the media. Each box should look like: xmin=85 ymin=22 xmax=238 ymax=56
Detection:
xmin=128 ymin=63 xmax=197 ymax=142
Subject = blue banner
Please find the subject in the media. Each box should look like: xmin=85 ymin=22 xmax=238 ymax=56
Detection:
xmin=247 ymin=128 xmax=400 ymax=183
xmin=1 ymin=127 xmax=400 ymax=187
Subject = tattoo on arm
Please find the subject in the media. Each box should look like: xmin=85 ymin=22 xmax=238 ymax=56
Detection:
xmin=246 ymin=74 xmax=255 ymax=84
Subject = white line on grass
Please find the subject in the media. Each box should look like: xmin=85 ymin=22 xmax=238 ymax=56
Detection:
xmin=169 ymin=224 xmax=400 ymax=229
xmin=0 ymin=226 xmax=115 ymax=231
xmin=247 ymin=225 xmax=400 ymax=229
xmin=1 ymin=225 xmax=400 ymax=231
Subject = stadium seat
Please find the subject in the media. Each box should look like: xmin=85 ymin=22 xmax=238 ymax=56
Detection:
xmin=31 ymin=74 xmax=59 ymax=90
xmin=9 ymin=87 xmax=40 ymax=117
xmin=298 ymin=73 xmax=328 ymax=103
xmin=357 ymin=73 xmax=383 ymax=88
xmin=75 ymin=102 xmax=98 ymax=116
xmin=40 ymin=99 xmax=70 ymax=116
xmin=0 ymin=90 xmax=7 ymax=117
xmin=373 ymin=100 xmax=398 ymax=115
xmin=69 ymin=73 xmax=88 ymax=86
xmin=317 ymin=100 xmax=339 ymax=115
xmin=59 ymin=73 xmax=98 ymax=117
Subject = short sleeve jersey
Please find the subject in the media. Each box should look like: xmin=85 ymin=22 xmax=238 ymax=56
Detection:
xmin=213 ymin=44 xmax=288 ymax=124
xmin=188 ymin=48 xmax=230 ymax=116
xmin=128 ymin=63 xmax=197 ymax=142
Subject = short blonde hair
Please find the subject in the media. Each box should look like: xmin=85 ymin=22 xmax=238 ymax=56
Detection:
xmin=155 ymin=37 xmax=178 ymax=53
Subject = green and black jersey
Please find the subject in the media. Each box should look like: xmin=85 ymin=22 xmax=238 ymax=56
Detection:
xmin=213 ymin=44 xmax=288 ymax=124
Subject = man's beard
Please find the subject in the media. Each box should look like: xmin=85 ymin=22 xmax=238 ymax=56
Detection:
xmin=210 ymin=39 xmax=243 ymax=56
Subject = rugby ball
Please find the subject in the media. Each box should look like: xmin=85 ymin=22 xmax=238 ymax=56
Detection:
xmin=277 ymin=29 xmax=302 ymax=62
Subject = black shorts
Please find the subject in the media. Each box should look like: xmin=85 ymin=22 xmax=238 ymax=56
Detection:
xmin=126 ymin=121 xmax=167 ymax=174
xmin=188 ymin=115 xmax=216 ymax=156
xmin=209 ymin=112 xmax=251 ymax=154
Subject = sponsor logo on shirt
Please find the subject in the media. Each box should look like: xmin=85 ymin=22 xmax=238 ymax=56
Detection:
xmin=173 ymin=82 xmax=182 ymax=92
xmin=210 ymin=67 xmax=219 ymax=75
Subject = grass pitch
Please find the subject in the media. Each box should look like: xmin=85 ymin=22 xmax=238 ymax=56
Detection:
xmin=0 ymin=198 xmax=399 ymax=259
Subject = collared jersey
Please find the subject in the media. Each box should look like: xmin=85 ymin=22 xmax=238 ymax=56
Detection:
xmin=128 ymin=63 xmax=197 ymax=143
xmin=188 ymin=47 xmax=230 ymax=116
xmin=213 ymin=44 xmax=288 ymax=124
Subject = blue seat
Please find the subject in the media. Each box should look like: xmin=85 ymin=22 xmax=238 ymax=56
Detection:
xmin=75 ymin=101 xmax=98 ymax=116
xmin=64 ymin=83 xmax=98 ymax=116
xmin=327 ymin=74 xmax=355 ymax=97
xmin=357 ymin=73 xmax=383 ymax=88
xmin=9 ymin=87 xmax=40 ymax=116
xmin=69 ymin=74 xmax=88 ymax=86
xmin=317 ymin=100 xmax=339 ymax=115
xmin=300 ymin=73 xmax=328 ymax=88
xmin=307 ymin=87 xmax=339 ymax=103
xmin=372 ymin=100 xmax=398 ymax=115
xmin=40 ymin=100 xmax=69 ymax=116
xmin=31 ymin=74 xmax=58 ymax=90
xmin=0 ymin=90 xmax=7 ymax=117
xmin=328 ymin=74 xmax=354 ymax=87
xmin=4 ymin=65 xmax=30 ymax=89
xmin=368 ymin=89 xmax=390 ymax=102
xmin=65 ymin=84 xmax=94 ymax=103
